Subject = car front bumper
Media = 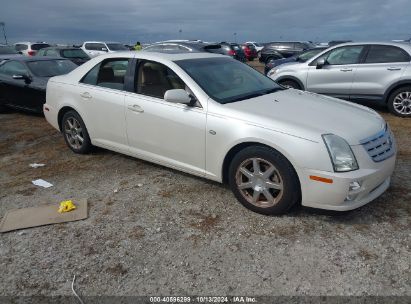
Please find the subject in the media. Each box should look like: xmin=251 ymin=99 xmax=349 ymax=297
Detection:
xmin=298 ymin=149 xmax=396 ymax=211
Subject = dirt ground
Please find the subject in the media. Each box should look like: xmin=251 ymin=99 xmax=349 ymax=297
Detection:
xmin=0 ymin=62 xmax=410 ymax=299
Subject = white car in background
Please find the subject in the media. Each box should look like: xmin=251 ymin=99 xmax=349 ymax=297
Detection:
xmin=44 ymin=52 xmax=396 ymax=215
xmin=245 ymin=41 xmax=264 ymax=52
xmin=80 ymin=41 xmax=129 ymax=58
xmin=14 ymin=42 xmax=50 ymax=56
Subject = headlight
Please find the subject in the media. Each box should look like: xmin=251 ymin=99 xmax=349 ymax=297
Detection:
xmin=267 ymin=68 xmax=278 ymax=77
xmin=322 ymin=134 xmax=359 ymax=172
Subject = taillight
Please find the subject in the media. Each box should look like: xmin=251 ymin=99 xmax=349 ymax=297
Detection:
xmin=227 ymin=50 xmax=236 ymax=56
xmin=28 ymin=50 xmax=36 ymax=56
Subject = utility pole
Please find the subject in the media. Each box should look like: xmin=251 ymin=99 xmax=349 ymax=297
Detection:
xmin=0 ymin=22 xmax=7 ymax=45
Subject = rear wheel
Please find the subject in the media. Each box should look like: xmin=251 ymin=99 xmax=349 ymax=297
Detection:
xmin=387 ymin=86 xmax=411 ymax=117
xmin=228 ymin=146 xmax=300 ymax=215
xmin=61 ymin=110 xmax=93 ymax=154
xmin=279 ymin=79 xmax=301 ymax=90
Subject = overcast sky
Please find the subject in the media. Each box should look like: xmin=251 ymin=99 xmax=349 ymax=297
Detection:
xmin=1 ymin=0 xmax=410 ymax=44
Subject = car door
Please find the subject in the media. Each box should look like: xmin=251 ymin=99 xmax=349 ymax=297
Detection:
xmin=124 ymin=59 xmax=206 ymax=176
xmin=0 ymin=60 xmax=32 ymax=109
xmin=76 ymin=58 xmax=130 ymax=150
xmin=350 ymin=44 xmax=410 ymax=100
xmin=305 ymin=45 xmax=366 ymax=99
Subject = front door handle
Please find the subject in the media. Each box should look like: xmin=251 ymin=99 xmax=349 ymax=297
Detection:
xmin=387 ymin=67 xmax=401 ymax=71
xmin=127 ymin=104 xmax=144 ymax=113
xmin=340 ymin=68 xmax=353 ymax=72
xmin=80 ymin=92 xmax=92 ymax=99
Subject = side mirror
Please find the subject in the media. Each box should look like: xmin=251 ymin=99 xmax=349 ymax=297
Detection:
xmin=12 ymin=74 xmax=31 ymax=83
xmin=316 ymin=58 xmax=326 ymax=69
xmin=164 ymin=89 xmax=193 ymax=105
xmin=101 ymin=47 xmax=108 ymax=52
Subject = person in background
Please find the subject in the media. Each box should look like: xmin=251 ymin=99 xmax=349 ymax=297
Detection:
xmin=134 ymin=42 xmax=142 ymax=51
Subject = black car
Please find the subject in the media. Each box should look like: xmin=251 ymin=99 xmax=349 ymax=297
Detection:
xmin=264 ymin=47 xmax=328 ymax=74
xmin=36 ymin=46 xmax=90 ymax=65
xmin=328 ymin=40 xmax=352 ymax=47
xmin=143 ymin=40 xmax=222 ymax=54
xmin=259 ymin=41 xmax=315 ymax=63
xmin=219 ymin=42 xmax=246 ymax=62
xmin=0 ymin=45 xmax=23 ymax=63
xmin=0 ymin=57 xmax=78 ymax=113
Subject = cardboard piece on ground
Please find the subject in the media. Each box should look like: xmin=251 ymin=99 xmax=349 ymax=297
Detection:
xmin=0 ymin=199 xmax=88 ymax=233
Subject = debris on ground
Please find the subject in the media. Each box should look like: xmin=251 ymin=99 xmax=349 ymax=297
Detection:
xmin=32 ymin=179 xmax=53 ymax=188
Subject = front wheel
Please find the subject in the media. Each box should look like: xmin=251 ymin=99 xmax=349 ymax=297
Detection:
xmin=387 ymin=86 xmax=411 ymax=117
xmin=228 ymin=146 xmax=300 ymax=215
xmin=279 ymin=80 xmax=301 ymax=90
xmin=62 ymin=110 xmax=93 ymax=154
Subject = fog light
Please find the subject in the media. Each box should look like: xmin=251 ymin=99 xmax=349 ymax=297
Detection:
xmin=349 ymin=181 xmax=361 ymax=192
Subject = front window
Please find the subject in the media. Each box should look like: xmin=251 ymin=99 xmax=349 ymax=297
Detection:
xmin=61 ymin=49 xmax=89 ymax=59
xmin=176 ymin=57 xmax=282 ymax=104
xmin=106 ymin=43 xmax=128 ymax=51
xmin=136 ymin=60 xmax=186 ymax=99
xmin=26 ymin=60 xmax=77 ymax=77
xmin=298 ymin=49 xmax=325 ymax=62
xmin=316 ymin=46 xmax=364 ymax=65
xmin=0 ymin=61 xmax=28 ymax=76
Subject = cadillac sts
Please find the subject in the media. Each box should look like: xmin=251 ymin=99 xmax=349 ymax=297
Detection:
xmin=44 ymin=52 xmax=396 ymax=215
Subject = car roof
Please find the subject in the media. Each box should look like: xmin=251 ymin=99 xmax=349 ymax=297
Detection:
xmin=330 ymin=41 xmax=411 ymax=51
xmin=1 ymin=56 xmax=70 ymax=62
xmin=82 ymin=41 xmax=120 ymax=44
xmin=92 ymin=51 xmax=225 ymax=61
xmin=41 ymin=46 xmax=80 ymax=50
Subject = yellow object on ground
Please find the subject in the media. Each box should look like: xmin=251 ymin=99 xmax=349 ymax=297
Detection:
xmin=58 ymin=200 xmax=77 ymax=213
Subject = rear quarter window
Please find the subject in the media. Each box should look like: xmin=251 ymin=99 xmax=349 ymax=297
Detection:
xmin=364 ymin=45 xmax=411 ymax=63
xmin=31 ymin=44 xmax=50 ymax=50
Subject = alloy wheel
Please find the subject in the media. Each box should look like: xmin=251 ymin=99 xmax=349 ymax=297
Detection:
xmin=64 ymin=117 xmax=84 ymax=150
xmin=393 ymin=91 xmax=411 ymax=115
xmin=235 ymin=157 xmax=283 ymax=208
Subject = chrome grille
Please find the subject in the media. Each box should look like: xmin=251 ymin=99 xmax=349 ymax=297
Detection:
xmin=360 ymin=126 xmax=395 ymax=162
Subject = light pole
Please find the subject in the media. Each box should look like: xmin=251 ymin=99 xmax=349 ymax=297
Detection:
xmin=233 ymin=32 xmax=237 ymax=43
xmin=0 ymin=22 xmax=7 ymax=45
xmin=179 ymin=29 xmax=182 ymax=39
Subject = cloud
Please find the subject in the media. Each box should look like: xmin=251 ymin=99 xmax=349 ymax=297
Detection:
xmin=1 ymin=0 xmax=410 ymax=44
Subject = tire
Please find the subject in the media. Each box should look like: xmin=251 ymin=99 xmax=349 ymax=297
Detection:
xmin=228 ymin=146 xmax=300 ymax=215
xmin=279 ymin=80 xmax=301 ymax=90
xmin=387 ymin=86 xmax=411 ymax=117
xmin=61 ymin=110 xmax=93 ymax=154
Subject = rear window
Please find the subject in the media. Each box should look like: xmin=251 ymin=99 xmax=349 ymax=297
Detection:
xmin=31 ymin=43 xmax=50 ymax=50
xmin=85 ymin=43 xmax=106 ymax=51
xmin=106 ymin=43 xmax=128 ymax=51
xmin=27 ymin=60 xmax=77 ymax=77
xmin=61 ymin=49 xmax=89 ymax=59
xmin=15 ymin=44 xmax=28 ymax=51
xmin=0 ymin=46 xmax=19 ymax=54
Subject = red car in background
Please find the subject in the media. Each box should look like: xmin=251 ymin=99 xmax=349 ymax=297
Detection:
xmin=241 ymin=43 xmax=258 ymax=61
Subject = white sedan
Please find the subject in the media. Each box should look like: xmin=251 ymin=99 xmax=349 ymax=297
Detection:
xmin=44 ymin=52 xmax=396 ymax=215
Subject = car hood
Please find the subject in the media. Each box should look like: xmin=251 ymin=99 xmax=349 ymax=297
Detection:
xmin=220 ymin=89 xmax=385 ymax=145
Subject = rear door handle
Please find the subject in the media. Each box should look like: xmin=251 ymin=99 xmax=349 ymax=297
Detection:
xmin=80 ymin=92 xmax=92 ymax=99
xmin=340 ymin=68 xmax=353 ymax=72
xmin=127 ymin=104 xmax=144 ymax=113
xmin=387 ymin=67 xmax=401 ymax=71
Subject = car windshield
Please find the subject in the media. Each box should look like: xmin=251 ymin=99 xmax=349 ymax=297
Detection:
xmin=176 ymin=57 xmax=282 ymax=104
xmin=298 ymin=48 xmax=325 ymax=61
xmin=0 ymin=46 xmax=19 ymax=54
xmin=61 ymin=49 xmax=89 ymax=59
xmin=27 ymin=60 xmax=77 ymax=77
xmin=254 ymin=43 xmax=263 ymax=47
xmin=106 ymin=43 xmax=128 ymax=51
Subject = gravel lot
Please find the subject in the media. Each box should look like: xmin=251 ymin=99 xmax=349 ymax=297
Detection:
xmin=0 ymin=62 xmax=410 ymax=299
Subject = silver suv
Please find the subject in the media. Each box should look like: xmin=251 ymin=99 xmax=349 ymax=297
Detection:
xmin=268 ymin=42 xmax=411 ymax=117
